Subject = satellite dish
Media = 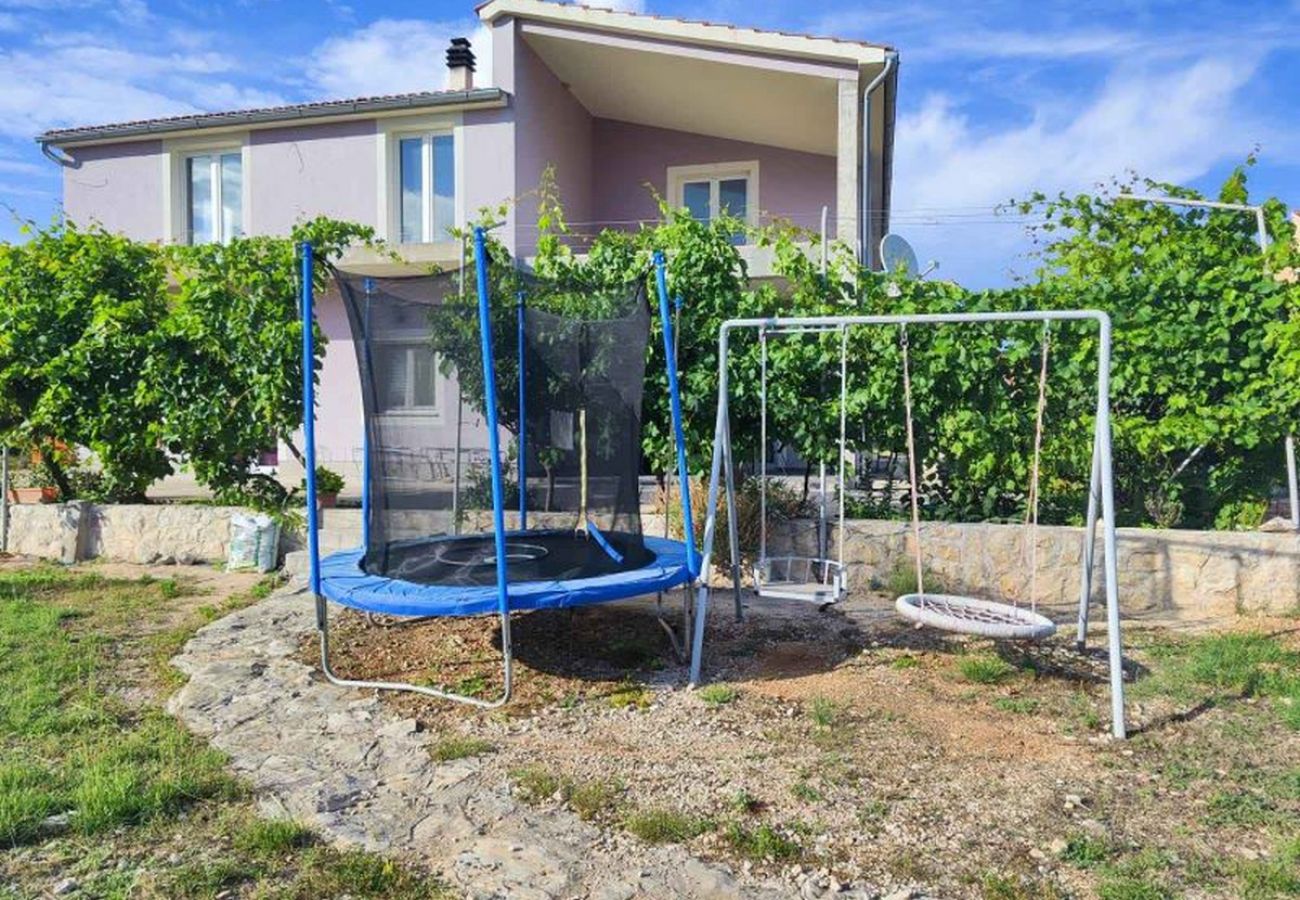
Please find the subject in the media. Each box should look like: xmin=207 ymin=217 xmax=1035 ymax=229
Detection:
xmin=879 ymin=233 xmax=919 ymax=278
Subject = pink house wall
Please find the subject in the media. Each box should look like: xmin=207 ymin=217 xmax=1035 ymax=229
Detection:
xmin=590 ymin=118 xmax=836 ymax=230
xmin=248 ymin=120 xmax=379 ymax=235
xmin=62 ymin=140 xmax=165 ymax=241
xmin=512 ymin=37 xmax=594 ymax=254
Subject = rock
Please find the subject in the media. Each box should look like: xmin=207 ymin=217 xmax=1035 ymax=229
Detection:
xmin=883 ymin=889 xmax=916 ymax=900
xmin=1259 ymin=516 xmax=1297 ymax=533
xmin=53 ymin=878 xmax=79 ymax=896
xmin=1048 ymin=838 xmax=1069 ymax=856
xmin=168 ymin=586 xmax=806 ymax=900
xmin=40 ymin=812 xmax=70 ymax=833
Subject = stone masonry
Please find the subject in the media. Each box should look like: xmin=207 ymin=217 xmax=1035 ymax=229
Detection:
xmin=168 ymin=587 xmax=804 ymax=900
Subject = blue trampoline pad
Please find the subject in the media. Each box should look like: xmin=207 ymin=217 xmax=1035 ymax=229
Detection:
xmin=319 ymin=534 xmax=694 ymax=618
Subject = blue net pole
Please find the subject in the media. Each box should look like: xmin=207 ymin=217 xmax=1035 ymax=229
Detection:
xmin=654 ymin=251 xmax=699 ymax=578
xmin=300 ymin=242 xmax=321 ymax=597
xmin=517 ymin=289 xmax=527 ymax=530
xmin=473 ymin=228 xmax=512 ymax=618
xmin=361 ymin=278 xmax=375 ymax=551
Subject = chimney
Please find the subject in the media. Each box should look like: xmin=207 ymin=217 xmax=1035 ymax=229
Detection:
xmin=446 ymin=37 xmax=475 ymax=91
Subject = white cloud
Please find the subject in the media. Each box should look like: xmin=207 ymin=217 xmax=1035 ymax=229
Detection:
xmin=306 ymin=18 xmax=493 ymax=98
xmin=0 ymin=39 xmax=286 ymax=136
xmin=890 ymin=58 xmax=1265 ymax=285
xmin=0 ymin=157 xmax=46 ymax=176
xmin=895 ymin=58 xmax=1257 ymax=212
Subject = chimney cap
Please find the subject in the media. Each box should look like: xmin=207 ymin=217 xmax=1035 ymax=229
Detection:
xmin=447 ymin=36 xmax=476 ymax=72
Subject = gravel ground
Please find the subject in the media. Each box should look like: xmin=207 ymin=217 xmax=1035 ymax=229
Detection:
xmin=315 ymin=589 xmax=1300 ymax=898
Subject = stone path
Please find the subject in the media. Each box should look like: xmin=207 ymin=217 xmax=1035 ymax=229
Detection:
xmin=167 ymin=586 xmax=803 ymax=899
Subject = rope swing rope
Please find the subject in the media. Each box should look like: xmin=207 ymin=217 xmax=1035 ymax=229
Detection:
xmin=895 ymin=322 xmax=1057 ymax=640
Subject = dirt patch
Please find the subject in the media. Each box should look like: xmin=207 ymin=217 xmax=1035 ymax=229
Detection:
xmin=300 ymin=589 xmax=1300 ymax=898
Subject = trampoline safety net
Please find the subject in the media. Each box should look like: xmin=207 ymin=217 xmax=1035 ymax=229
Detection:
xmin=334 ymin=267 xmax=653 ymax=589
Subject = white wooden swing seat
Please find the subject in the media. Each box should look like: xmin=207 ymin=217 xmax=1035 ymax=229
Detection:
xmin=754 ymin=555 xmax=845 ymax=605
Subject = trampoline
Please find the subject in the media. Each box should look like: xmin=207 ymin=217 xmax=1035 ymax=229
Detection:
xmin=299 ymin=229 xmax=701 ymax=708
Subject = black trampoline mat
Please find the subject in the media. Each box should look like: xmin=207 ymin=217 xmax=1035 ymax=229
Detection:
xmin=375 ymin=529 xmax=656 ymax=587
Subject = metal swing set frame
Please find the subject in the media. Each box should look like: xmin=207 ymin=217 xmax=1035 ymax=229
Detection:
xmin=692 ymin=309 xmax=1128 ymax=739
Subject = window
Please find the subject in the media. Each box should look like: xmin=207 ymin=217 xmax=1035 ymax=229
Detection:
xmin=667 ymin=161 xmax=758 ymax=245
xmin=396 ymin=132 xmax=455 ymax=243
xmin=374 ymin=341 xmax=440 ymax=413
xmin=185 ymin=151 xmax=242 ymax=244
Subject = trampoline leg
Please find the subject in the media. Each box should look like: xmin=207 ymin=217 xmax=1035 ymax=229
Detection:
xmin=316 ymin=596 xmax=513 ymax=709
xmin=688 ymin=584 xmax=710 ymax=686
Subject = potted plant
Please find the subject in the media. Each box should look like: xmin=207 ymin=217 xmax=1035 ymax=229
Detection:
xmin=305 ymin=466 xmax=346 ymax=509
xmin=8 ymin=467 xmax=59 ymax=504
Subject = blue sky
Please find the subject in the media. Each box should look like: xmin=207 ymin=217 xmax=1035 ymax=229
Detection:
xmin=0 ymin=0 xmax=1296 ymax=286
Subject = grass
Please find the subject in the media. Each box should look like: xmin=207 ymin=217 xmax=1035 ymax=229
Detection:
xmin=890 ymin=654 xmax=920 ymax=670
xmin=884 ymin=561 xmax=944 ymax=596
xmin=510 ymin=765 xmax=562 ymax=803
xmin=1134 ymin=632 xmax=1300 ymax=729
xmin=0 ymin=570 xmax=239 ymax=845
xmin=722 ymin=822 xmax=802 ymax=861
xmin=956 ymin=654 xmax=1019 ymax=685
xmin=622 ymin=807 xmax=713 ymax=844
xmin=508 ymin=766 xmax=620 ymax=821
xmin=1060 ymin=833 xmax=1113 ymax=868
xmin=790 ymin=780 xmax=823 ymax=803
xmin=567 ymin=778 xmax=620 ymax=821
xmin=454 ymin=674 xmax=489 ymax=699
xmin=981 ymin=872 xmax=1065 ymax=900
xmin=607 ymin=683 xmax=653 ymax=710
xmin=697 ymin=683 xmax=739 ymax=706
xmin=232 ymin=816 xmax=315 ymax=856
xmin=430 ymin=735 xmax=496 ymax=762
xmin=0 ymin=564 xmax=450 ymax=898
xmin=993 ymin=696 xmax=1040 ymax=715
xmin=729 ymin=789 xmax=763 ymax=815
xmin=1095 ymin=849 xmax=1174 ymax=900
xmin=1203 ymin=788 xmax=1279 ymax=827
xmin=809 ymin=696 xmax=840 ymax=729
xmin=1233 ymin=834 xmax=1300 ymax=898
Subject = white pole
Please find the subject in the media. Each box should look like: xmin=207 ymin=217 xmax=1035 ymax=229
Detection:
xmin=1076 ymin=430 xmax=1101 ymax=649
xmin=1096 ymin=315 xmax=1127 ymax=739
xmin=1288 ymin=435 xmax=1300 ymax=530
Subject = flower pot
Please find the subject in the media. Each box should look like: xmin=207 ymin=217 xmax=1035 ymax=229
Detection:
xmin=10 ymin=486 xmax=58 ymax=504
xmin=318 ymin=493 xmax=339 ymax=509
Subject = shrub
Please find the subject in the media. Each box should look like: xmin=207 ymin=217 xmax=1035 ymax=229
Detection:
xmin=1213 ymin=498 xmax=1269 ymax=531
xmin=308 ymin=466 xmax=346 ymax=495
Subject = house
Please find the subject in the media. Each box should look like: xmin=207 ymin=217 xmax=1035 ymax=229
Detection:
xmin=36 ymin=0 xmax=897 ymax=491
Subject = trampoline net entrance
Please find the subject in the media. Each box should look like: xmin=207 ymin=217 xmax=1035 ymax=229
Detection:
xmin=335 ymin=267 xmax=653 ymax=588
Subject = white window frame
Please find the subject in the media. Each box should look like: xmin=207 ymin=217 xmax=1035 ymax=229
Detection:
xmin=666 ymin=160 xmax=760 ymax=227
xmin=162 ymin=134 xmax=250 ymax=246
xmin=374 ymin=339 xmax=444 ymax=420
xmin=377 ymin=115 xmax=461 ymax=245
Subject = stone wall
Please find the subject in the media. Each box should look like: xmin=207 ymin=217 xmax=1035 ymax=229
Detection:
xmin=763 ymin=519 xmax=1300 ymax=621
xmin=4 ymin=502 xmax=266 ymax=565
xmin=7 ymin=501 xmax=1297 ymax=619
